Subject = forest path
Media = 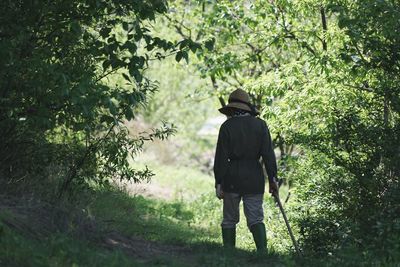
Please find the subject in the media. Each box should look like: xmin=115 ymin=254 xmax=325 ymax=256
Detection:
xmin=102 ymin=230 xmax=196 ymax=266
xmin=0 ymin=193 xmax=288 ymax=267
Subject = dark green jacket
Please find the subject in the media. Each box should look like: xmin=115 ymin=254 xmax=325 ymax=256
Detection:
xmin=213 ymin=115 xmax=277 ymax=194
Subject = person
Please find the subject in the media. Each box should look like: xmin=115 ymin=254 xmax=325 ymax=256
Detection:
xmin=213 ymin=88 xmax=279 ymax=253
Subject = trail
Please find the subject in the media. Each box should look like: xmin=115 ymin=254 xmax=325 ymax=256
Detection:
xmin=0 ymin=195 xmax=197 ymax=266
xmin=103 ymin=230 xmax=195 ymax=265
xmin=0 ymin=194 xmax=289 ymax=267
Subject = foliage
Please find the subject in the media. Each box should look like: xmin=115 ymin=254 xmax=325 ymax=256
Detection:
xmin=0 ymin=0 xmax=203 ymax=196
xmin=1 ymin=0 xmax=400 ymax=264
xmin=141 ymin=56 xmax=218 ymax=169
xmin=134 ymin=17 xmax=221 ymax=170
xmin=167 ymin=0 xmax=400 ymax=258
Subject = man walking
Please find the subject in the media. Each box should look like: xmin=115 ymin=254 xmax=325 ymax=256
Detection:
xmin=214 ymin=89 xmax=279 ymax=252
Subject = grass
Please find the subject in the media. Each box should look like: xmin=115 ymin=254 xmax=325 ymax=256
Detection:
xmin=2 ymin=158 xmax=399 ymax=266
xmin=0 ymin=187 xmax=294 ymax=266
xmin=5 ymin=163 xmax=396 ymax=266
xmin=0 ymin=162 xmax=298 ymax=266
xmin=87 ymin=188 xmax=295 ymax=267
xmin=0 ymin=221 xmax=136 ymax=267
xmin=89 ymin=189 xmax=215 ymax=245
xmin=129 ymin=160 xmax=296 ymax=253
xmin=130 ymin=160 xmax=213 ymax=200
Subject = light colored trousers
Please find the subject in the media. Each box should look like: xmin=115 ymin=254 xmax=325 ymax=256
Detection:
xmin=221 ymin=192 xmax=264 ymax=229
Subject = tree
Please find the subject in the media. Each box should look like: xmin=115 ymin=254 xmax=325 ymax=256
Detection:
xmin=0 ymin=0 xmax=196 ymax=196
xmin=168 ymin=0 xmax=400 ymax=257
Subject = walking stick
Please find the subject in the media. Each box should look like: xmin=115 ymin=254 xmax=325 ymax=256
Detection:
xmin=273 ymin=190 xmax=303 ymax=257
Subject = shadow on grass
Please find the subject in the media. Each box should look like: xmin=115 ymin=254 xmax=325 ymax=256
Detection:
xmin=89 ymin=188 xmax=211 ymax=245
xmin=89 ymin=187 xmax=296 ymax=267
xmin=190 ymin=241 xmax=300 ymax=267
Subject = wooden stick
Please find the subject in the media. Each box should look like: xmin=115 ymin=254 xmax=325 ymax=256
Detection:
xmin=273 ymin=192 xmax=303 ymax=257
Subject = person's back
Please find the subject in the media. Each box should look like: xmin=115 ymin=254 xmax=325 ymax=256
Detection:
xmin=213 ymin=89 xmax=278 ymax=253
xmin=222 ymin=115 xmax=264 ymax=160
xmin=215 ymin=115 xmax=276 ymax=194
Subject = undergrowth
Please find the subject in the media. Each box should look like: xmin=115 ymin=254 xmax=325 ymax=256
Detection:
xmin=1 ymin=162 xmax=398 ymax=266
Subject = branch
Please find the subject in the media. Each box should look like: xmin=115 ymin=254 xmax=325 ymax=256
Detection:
xmin=351 ymin=40 xmax=368 ymax=64
xmin=210 ymin=75 xmax=226 ymax=107
xmin=275 ymin=4 xmax=317 ymax=56
xmin=95 ymin=66 xmax=122 ymax=83
xmin=342 ymin=82 xmax=373 ymax=93
xmin=58 ymin=123 xmax=116 ymax=198
xmin=232 ymin=71 xmax=244 ymax=86
xmin=164 ymin=15 xmax=191 ymax=39
xmin=283 ymin=32 xmax=317 ymax=56
xmin=320 ymin=6 xmax=328 ymax=51
xmin=224 ymin=79 xmax=241 ymax=88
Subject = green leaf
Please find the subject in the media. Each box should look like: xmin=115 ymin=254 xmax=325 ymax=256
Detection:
xmin=100 ymin=115 xmax=114 ymax=124
xmin=182 ymin=51 xmax=189 ymax=64
xmin=130 ymin=68 xmax=143 ymax=83
xmin=175 ymin=51 xmax=183 ymax=62
xmin=179 ymin=39 xmax=190 ymax=49
xmin=204 ymin=38 xmax=215 ymax=51
xmin=108 ymin=99 xmax=117 ymax=115
xmin=124 ymin=108 xmax=135 ymax=121
xmin=102 ymin=60 xmax=111 ymax=70
xmin=122 ymin=22 xmax=129 ymax=31
xmin=70 ymin=21 xmax=82 ymax=34
xmin=189 ymin=42 xmax=202 ymax=53
xmin=146 ymin=44 xmax=154 ymax=51
xmin=100 ymin=27 xmax=112 ymax=38
xmin=122 ymin=73 xmax=132 ymax=83
xmin=123 ymin=41 xmax=137 ymax=52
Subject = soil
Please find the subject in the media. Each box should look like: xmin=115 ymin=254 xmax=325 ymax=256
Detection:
xmin=102 ymin=230 xmax=195 ymax=265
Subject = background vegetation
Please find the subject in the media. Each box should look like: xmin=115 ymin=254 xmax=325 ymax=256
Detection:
xmin=1 ymin=0 xmax=399 ymax=266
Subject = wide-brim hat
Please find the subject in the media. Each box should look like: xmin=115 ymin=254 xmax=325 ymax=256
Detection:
xmin=218 ymin=89 xmax=259 ymax=116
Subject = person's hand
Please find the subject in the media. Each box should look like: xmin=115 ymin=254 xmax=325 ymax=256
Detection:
xmin=269 ymin=179 xmax=279 ymax=196
xmin=216 ymin=184 xmax=224 ymax=199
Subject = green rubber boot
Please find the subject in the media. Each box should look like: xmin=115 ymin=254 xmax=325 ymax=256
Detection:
xmin=222 ymin=227 xmax=236 ymax=248
xmin=250 ymin=223 xmax=267 ymax=253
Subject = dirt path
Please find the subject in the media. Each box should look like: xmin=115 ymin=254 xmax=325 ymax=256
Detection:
xmin=0 ymin=195 xmax=289 ymax=267
xmin=102 ymin=231 xmax=195 ymax=265
xmin=0 ymin=195 xmax=196 ymax=266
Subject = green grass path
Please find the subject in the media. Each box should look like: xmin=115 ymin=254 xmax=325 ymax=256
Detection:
xmin=0 ymin=163 xmax=298 ymax=266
